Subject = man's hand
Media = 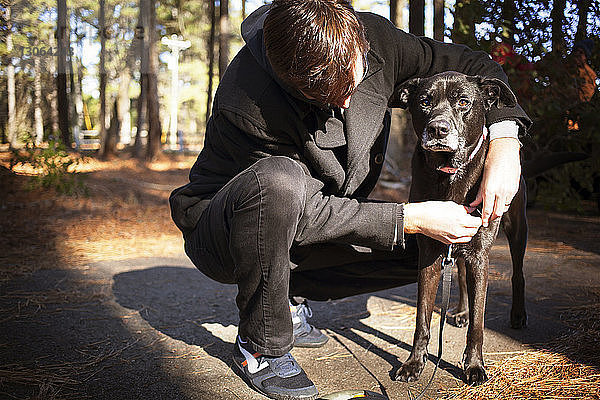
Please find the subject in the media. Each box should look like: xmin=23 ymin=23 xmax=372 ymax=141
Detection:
xmin=404 ymin=201 xmax=483 ymax=244
xmin=470 ymin=137 xmax=521 ymax=227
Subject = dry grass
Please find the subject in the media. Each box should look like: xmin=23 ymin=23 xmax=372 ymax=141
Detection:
xmin=0 ymin=286 xmax=111 ymax=323
xmin=443 ymin=348 xmax=599 ymax=399
xmin=441 ymin=339 xmax=600 ymax=400
xmin=0 ymin=339 xmax=140 ymax=399
xmin=3 ymin=151 xmax=600 ymax=399
xmin=0 ymin=153 xmax=195 ymax=397
xmin=0 ymin=153 xmax=195 ymax=283
xmin=441 ymin=300 xmax=600 ymax=400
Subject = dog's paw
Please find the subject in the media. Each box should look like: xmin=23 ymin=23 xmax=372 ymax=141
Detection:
xmin=393 ymin=358 xmax=426 ymax=382
xmin=510 ymin=308 xmax=527 ymax=329
xmin=464 ymin=365 xmax=488 ymax=386
xmin=448 ymin=308 xmax=469 ymax=328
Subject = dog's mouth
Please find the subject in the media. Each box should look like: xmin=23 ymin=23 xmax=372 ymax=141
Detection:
xmin=422 ymin=143 xmax=456 ymax=152
xmin=421 ymin=126 xmax=462 ymax=174
xmin=423 ymin=148 xmax=460 ymax=175
xmin=421 ymin=135 xmax=459 ymax=152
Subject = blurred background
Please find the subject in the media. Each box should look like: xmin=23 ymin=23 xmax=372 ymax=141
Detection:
xmin=0 ymin=0 xmax=599 ymax=212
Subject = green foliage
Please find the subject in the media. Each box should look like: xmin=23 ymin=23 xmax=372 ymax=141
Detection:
xmin=10 ymin=141 xmax=87 ymax=196
xmin=452 ymin=0 xmax=484 ymax=48
xmin=518 ymin=50 xmax=599 ymax=214
xmin=451 ymin=0 xmax=600 ymax=213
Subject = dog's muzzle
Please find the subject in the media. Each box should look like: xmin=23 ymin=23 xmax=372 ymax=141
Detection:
xmin=422 ymin=119 xmax=459 ymax=152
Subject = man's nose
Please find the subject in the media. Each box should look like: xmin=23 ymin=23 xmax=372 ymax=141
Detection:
xmin=426 ymin=119 xmax=451 ymax=138
xmin=341 ymin=95 xmax=352 ymax=109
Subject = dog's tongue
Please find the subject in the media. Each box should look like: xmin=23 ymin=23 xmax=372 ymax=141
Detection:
xmin=437 ymin=166 xmax=458 ymax=174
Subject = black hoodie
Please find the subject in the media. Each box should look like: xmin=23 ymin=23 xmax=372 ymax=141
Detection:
xmin=169 ymin=5 xmax=531 ymax=251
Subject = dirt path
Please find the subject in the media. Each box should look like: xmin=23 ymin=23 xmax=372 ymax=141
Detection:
xmin=1 ymin=154 xmax=599 ymax=399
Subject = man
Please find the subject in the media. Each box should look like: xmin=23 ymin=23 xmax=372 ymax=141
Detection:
xmin=170 ymin=1 xmax=531 ymax=399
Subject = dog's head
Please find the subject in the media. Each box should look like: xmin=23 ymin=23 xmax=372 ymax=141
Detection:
xmin=394 ymin=72 xmax=517 ymax=174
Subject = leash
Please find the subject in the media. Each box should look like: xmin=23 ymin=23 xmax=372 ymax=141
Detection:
xmin=410 ymin=244 xmax=455 ymax=400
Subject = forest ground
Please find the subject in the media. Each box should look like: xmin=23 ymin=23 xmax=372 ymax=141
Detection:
xmin=1 ymin=150 xmax=599 ymax=399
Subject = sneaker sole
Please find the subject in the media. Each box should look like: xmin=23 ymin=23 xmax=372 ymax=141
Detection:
xmin=230 ymin=356 xmax=319 ymax=400
xmin=293 ymin=336 xmax=329 ymax=348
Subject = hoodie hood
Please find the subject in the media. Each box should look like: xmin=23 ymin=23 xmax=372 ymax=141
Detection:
xmin=241 ymin=5 xmax=272 ymax=74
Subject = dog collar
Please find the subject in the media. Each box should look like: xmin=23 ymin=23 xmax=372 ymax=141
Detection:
xmin=467 ymin=126 xmax=488 ymax=163
xmin=437 ymin=126 xmax=488 ymax=175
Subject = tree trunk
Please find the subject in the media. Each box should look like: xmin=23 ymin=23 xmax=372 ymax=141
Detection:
xmin=6 ymin=5 xmax=17 ymax=148
xmin=71 ymin=12 xmax=84 ymax=147
xmin=219 ymin=0 xmax=230 ymax=78
xmin=451 ymin=0 xmax=478 ymax=47
xmin=241 ymin=0 xmax=246 ymax=20
xmin=500 ymin=0 xmax=516 ymax=44
xmin=34 ymin=56 xmax=44 ymax=146
xmin=390 ymin=0 xmax=406 ymax=27
xmin=102 ymin=99 xmax=119 ymax=159
xmin=409 ymin=0 xmax=425 ymax=36
xmin=575 ymin=0 xmax=591 ymax=42
xmin=206 ymin=0 xmax=216 ymax=125
xmin=48 ymin=31 xmax=59 ymax=135
xmin=99 ymin=0 xmax=109 ymax=156
xmin=135 ymin=74 xmax=148 ymax=156
xmin=434 ymin=0 xmax=444 ymax=41
xmin=551 ymin=0 xmax=566 ymax=54
xmin=68 ymin=41 xmax=81 ymax=148
xmin=145 ymin=0 xmax=162 ymax=161
xmin=118 ymin=68 xmax=132 ymax=145
xmin=57 ymin=0 xmax=71 ymax=146
xmin=134 ymin=0 xmax=148 ymax=157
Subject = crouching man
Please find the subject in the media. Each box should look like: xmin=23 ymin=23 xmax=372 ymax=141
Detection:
xmin=169 ymin=1 xmax=531 ymax=399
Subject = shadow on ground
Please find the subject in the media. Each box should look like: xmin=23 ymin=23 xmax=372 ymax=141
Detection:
xmin=113 ymin=266 xmax=239 ymax=367
xmin=110 ymin=249 xmax=597 ymax=399
xmin=0 ymin=266 xmax=195 ymax=400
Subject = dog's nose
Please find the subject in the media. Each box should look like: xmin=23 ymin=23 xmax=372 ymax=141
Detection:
xmin=426 ymin=120 xmax=451 ymax=138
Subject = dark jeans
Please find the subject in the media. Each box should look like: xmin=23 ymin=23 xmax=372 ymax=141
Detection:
xmin=184 ymin=156 xmax=418 ymax=356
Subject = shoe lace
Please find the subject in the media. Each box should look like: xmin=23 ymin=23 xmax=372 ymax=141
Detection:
xmin=292 ymin=301 xmax=313 ymax=336
xmin=296 ymin=302 xmax=313 ymax=320
xmin=269 ymin=353 xmax=299 ymax=376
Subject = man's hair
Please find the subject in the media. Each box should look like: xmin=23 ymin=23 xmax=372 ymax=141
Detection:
xmin=264 ymin=0 xmax=369 ymax=107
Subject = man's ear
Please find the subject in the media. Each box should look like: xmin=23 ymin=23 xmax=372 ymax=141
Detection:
xmin=391 ymin=78 xmax=420 ymax=109
xmin=468 ymin=76 xmax=517 ymax=109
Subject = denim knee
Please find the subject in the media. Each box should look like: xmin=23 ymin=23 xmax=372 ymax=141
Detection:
xmin=246 ymin=156 xmax=307 ymax=221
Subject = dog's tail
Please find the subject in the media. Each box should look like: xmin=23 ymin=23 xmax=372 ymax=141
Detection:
xmin=522 ymin=152 xmax=589 ymax=178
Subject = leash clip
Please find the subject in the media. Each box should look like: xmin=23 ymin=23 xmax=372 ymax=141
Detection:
xmin=442 ymin=244 xmax=455 ymax=271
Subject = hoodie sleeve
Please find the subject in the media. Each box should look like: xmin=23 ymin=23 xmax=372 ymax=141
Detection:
xmin=294 ymin=173 xmax=399 ymax=250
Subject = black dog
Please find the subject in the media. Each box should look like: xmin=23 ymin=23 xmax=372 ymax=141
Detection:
xmin=392 ymin=72 xmax=528 ymax=385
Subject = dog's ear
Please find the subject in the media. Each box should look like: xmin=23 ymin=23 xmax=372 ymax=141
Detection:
xmin=390 ymin=78 xmax=420 ymax=109
xmin=468 ymin=76 xmax=518 ymax=109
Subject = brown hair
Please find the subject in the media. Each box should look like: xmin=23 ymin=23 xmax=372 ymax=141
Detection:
xmin=264 ymin=0 xmax=370 ymax=107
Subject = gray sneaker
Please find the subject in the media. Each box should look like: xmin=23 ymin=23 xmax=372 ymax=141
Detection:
xmin=290 ymin=300 xmax=329 ymax=348
xmin=232 ymin=336 xmax=319 ymax=400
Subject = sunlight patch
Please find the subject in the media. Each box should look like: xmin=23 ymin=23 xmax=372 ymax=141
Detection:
xmin=201 ymin=323 xmax=237 ymax=343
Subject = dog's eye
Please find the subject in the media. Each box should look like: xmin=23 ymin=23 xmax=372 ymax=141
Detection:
xmin=420 ymin=99 xmax=431 ymax=107
xmin=458 ymin=98 xmax=470 ymax=107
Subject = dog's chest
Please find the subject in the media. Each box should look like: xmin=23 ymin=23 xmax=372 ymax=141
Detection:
xmin=410 ymin=161 xmax=479 ymax=204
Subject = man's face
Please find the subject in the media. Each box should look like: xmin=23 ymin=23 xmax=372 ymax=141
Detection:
xmin=340 ymin=51 xmax=366 ymax=109
xmin=300 ymin=51 xmax=366 ymax=109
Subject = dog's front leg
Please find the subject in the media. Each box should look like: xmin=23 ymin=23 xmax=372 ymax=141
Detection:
xmin=448 ymin=257 xmax=469 ymax=327
xmin=394 ymin=259 xmax=441 ymax=382
xmin=463 ymin=253 xmax=490 ymax=385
